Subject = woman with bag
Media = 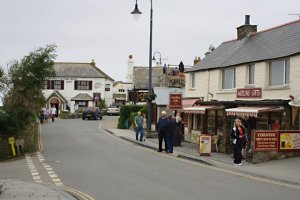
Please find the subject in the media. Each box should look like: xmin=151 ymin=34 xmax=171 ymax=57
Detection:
xmin=231 ymin=118 xmax=246 ymax=166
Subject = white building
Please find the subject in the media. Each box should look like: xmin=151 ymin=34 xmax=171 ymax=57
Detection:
xmin=43 ymin=61 xmax=114 ymax=113
xmin=112 ymin=81 xmax=132 ymax=105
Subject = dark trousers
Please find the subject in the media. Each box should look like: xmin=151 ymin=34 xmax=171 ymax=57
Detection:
xmin=52 ymin=114 xmax=55 ymax=122
xmin=233 ymin=144 xmax=242 ymax=164
xmin=167 ymin=133 xmax=173 ymax=153
xmin=158 ymin=132 xmax=168 ymax=152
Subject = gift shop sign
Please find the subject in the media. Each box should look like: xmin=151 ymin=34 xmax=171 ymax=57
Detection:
xmin=254 ymin=131 xmax=278 ymax=151
xmin=169 ymin=94 xmax=182 ymax=109
xmin=237 ymin=88 xmax=262 ymax=98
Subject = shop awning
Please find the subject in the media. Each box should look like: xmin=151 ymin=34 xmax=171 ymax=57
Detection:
xmin=182 ymin=99 xmax=200 ymax=108
xmin=183 ymin=105 xmax=221 ymax=114
xmin=225 ymin=106 xmax=281 ymax=118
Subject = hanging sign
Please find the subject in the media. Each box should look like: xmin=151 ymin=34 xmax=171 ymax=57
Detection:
xmin=169 ymin=93 xmax=182 ymax=109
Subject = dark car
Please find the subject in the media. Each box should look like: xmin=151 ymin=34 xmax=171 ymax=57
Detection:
xmin=82 ymin=107 xmax=102 ymax=120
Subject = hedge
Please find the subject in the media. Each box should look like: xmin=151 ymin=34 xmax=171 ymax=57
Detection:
xmin=117 ymin=105 xmax=144 ymax=129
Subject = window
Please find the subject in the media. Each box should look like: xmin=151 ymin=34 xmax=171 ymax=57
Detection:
xmin=105 ymin=84 xmax=111 ymax=91
xmin=248 ymin=64 xmax=255 ymax=85
xmin=74 ymin=81 xmax=92 ymax=90
xmin=222 ymin=68 xmax=235 ymax=89
xmin=190 ymin=73 xmax=195 ymax=89
xmin=45 ymin=80 xmax=64 ymax=90
xmin=76 ymin=101 xmax=88 ymax=107
xmin=269 ymin=59 xmax=289 ymax=86
xmin=118 ymin=89 xmax=125 ymax=92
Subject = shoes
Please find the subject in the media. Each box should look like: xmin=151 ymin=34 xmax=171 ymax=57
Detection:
xmin=234 ymin=163 xmax=242 ymax=166
xmin=239 ymin=163 xmax=242 ymax=166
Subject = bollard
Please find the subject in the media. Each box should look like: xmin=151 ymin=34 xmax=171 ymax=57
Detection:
xmin=8 ymin=137 xmax=16 ymax=156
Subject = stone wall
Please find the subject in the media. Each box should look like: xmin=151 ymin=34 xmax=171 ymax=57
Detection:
xmin=0 ymin=122 xmax=39 ymax=160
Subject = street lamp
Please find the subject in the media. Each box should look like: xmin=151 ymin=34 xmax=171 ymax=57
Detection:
xmin=131 ymin=0 xmax=153 ymax=131
xmin=152 ymin=51 xmax=162 ymax=65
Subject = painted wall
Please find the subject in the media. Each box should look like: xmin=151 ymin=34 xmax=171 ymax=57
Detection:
xmin=185 ymin=54 xmax=300 ymax=101
xmin=43 ymin=77 xmax=114 ymax=112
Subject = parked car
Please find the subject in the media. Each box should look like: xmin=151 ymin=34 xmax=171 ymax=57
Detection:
xmin=82 ymin=107 xmax=102 ymax=120
xmin=107 ymin=105 xmax=120 ymax=115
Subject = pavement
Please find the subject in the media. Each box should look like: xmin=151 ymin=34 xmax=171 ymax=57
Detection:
xmin=0 ymin=179 xmax=76 ymax=200
xmin=103 ymin=116 xmax=300 ymax=186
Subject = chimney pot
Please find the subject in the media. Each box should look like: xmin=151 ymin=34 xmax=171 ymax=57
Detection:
xmin=245 ymin=15 xmax=250 ymax=25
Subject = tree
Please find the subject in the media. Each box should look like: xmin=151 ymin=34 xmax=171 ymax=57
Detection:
xmin=0 ymin=45 xmax=57 ymax=133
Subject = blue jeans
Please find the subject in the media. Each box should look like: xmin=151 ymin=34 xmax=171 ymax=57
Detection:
xmin=135 ymin=125 xmax=144 ymax=141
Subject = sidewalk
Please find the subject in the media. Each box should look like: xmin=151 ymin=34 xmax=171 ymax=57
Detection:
xmin=103 ymin=118 xmax=300 ymax=186
xmin=0 ymin=179 xmax=76 ymax=200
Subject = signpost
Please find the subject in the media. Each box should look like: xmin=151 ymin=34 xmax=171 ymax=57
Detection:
xmin=254 ymin=131 xmax=278 ymax=151
xmin=279 ymin=131 xmax=300 ymax=150
xmin=169 ymin=93 xmax=182 ymax=110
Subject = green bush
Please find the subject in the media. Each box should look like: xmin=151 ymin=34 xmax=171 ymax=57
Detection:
xmin=117 ymin=105 xmax=143 ymax=129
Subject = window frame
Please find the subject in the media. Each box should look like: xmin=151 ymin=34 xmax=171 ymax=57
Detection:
xmin=222 ymin=68 xmax=236 ymax=90
xmin=268 ymin=59 xmax=290 ymax=87
xmin=190 ymin=73 xmax=195 ymax=89
xmin=248 ymin=64 xmax=255 ymax=85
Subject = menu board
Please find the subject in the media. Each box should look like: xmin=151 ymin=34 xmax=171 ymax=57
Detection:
xmin=199 ymin=134 xmax=211 ymax=155
xmin=279 ymin=132 xmax=300 ymax=150
xmin=254 ymin=131 xmax=278 ymax=151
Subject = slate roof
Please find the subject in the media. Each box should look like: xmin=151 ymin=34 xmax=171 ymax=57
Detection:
xmin=71 ymin=93 xmax=93 ymax=101
xmin=54 ymin=62 xmax=114 ymax=81
xmin=187 ymin=19 xmax=300 ymax=72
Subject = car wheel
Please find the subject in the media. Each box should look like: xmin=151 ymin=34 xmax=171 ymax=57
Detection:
xmin=100 ymin=116 xmax=102 ymax=120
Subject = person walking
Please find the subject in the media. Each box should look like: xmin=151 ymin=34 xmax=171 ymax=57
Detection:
xmin=231 ymin=118 xmax=246 ymax=166
xmin=166 ymin=115 xmax=176 ymax=153
xmin=241 ymin=131 xmax=248 ymax=159
xmin=157 ymin=111 xmax=168 ymax=152
xmin=142 ymin=113 xmax=147 ymax=141
xmin=51 ymin=105 xmax=57 ymax=122
xmin=134 ymin=111 xmax=144 ymax=142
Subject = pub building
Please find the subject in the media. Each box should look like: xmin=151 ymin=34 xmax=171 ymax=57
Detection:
xmin=183 ymin=16 xmax=300 ymax=154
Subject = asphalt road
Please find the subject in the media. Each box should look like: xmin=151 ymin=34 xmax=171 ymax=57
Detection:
xmin=2 ymin=117 xmax=300 ymax=200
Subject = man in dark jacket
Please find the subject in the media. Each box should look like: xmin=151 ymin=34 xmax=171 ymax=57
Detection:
xmin=166 ymin=115 xmax=176 ymax=153
xmin=157 ymin=111 xmax=168 ymax=152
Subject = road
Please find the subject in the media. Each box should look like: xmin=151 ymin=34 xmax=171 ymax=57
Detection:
xmin=1 ymin=116 xmax=300 ymax=200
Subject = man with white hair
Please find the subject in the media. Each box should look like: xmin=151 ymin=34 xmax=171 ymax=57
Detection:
xmin=157 ymin=111 xmax=168 ymax=152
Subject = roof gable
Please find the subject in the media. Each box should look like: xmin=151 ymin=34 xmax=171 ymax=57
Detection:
xmin=188 ymin=19 xmax=300 ymax=72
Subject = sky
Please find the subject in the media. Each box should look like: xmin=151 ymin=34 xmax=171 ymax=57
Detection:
xmin=0 ymin=0 xmax=300 ymax=81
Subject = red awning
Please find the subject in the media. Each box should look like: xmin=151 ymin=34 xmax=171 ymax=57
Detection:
xmin=225 ymin=107 xmax=281 ymax=118
xmin=182 ymin=99 xmax=200 ymax=108
xmin=183 ymin=105 xmax=221 ymax=114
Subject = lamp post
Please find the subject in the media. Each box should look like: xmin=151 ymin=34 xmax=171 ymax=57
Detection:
xmin=152 ymin=51 xmax=162 ymax=65
xmin=131 ymin=0 xmax=153 ymax=131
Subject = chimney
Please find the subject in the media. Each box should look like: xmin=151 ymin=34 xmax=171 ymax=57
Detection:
xmin=126 ymin=55 xmax=134 ymax=83
xmin=194 ymin=57 xmax=201 ymax=65
xmin=90 ymin=59 xmax=96 ymax=66
xmin=237 ymin=15 xmax=257 ymax=40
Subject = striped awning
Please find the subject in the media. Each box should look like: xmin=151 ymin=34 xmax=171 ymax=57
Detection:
xmin=183 ymin=105 xmax=221 ymax=114
xmin=225 ymin=107 xmax=280 ymax=118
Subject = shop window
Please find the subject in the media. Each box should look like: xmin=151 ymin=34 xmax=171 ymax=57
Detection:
xmin=77 ymin=101 xmax=88 ymax=107
xmin=74 ymin=81 xmax=92 ymax=90
xmin=196 ymin=114 xmax=203 ymax=131
xmin=248 ymin=64 xmax=255 ymax=85
xmin=222 ymin=68 xmax=236 ymax=89
xmin=269 ymin=59 xmax=289 ymax=86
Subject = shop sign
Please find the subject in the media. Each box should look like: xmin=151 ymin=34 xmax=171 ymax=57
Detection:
xmin=199 ymin=134 xmax=211 ymax=155
xmin=279 ymin=131 xmax=300 ymax=151
xmin=254 ymin=131 xmax=278 ymax=151
xmin=50 ymin=98 xmax=59 ymax=104
xmin=236 ymin=88 xmax=262 ymax=98
xmin=169 ymin=93 xmax=182 ymax=109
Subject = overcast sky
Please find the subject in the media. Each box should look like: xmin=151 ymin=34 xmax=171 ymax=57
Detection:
xmin=0 ymin=0 xmax=299 ymax=81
